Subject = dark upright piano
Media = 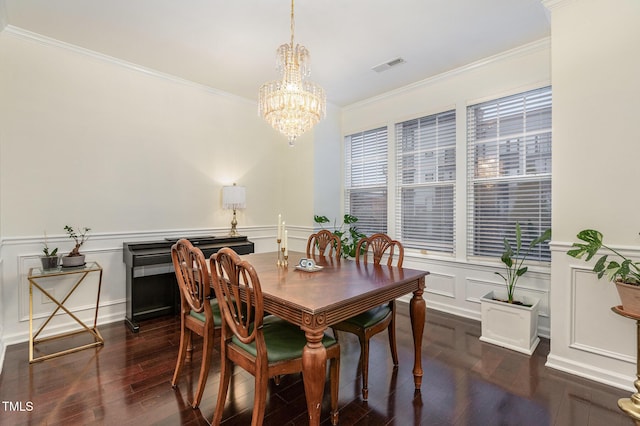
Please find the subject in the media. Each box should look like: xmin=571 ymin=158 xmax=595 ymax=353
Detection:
xmin=123 ymin=235 xmax=254 ymax=332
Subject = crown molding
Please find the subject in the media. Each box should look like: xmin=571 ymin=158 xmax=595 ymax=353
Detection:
xmin=344 ymin=37 xmax=551 ymax=111
xmin=3 ymin=25 xmax=257 ymax=106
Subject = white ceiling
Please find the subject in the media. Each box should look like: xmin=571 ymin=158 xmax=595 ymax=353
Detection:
xmin=2 ymin=0 xmax=550 ymax=106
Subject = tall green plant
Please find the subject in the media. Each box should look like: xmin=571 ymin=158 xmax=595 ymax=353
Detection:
xmin=313 ymin=214 xmax=366 ymax=258
xmin=495 ymin=223 xmax=551 ymax=303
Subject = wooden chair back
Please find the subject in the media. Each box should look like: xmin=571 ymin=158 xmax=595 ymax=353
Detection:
xmin=171 ymin=239 xmax=212 ymax=318
xmin=306 ymin=229 xmax=341 ymax=259
xmin=170 ymin=238 xmax=217 ymax=408
xmin=210 ymin=247 xmax=263 ymax=346
xmin=355 ymin=233 xmax=404 ymax=267
xmin=209 ymin=247 xmax=341 ymax=425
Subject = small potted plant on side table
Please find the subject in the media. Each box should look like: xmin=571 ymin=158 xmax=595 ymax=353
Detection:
xmin=567 ymin=229 xmax=640 ymax=316
xmin=61 ymin=225 xmax=91 ymax=267
xmin=40 ymin=232 xmax=59 ymax=270
xmin=480 ymin=223 xmax=551 ymax=355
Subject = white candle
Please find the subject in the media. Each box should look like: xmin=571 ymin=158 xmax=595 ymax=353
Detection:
xmin=278 ymin=214 xmax=282 ymax=240
xmin=284 ymin=230 xmax=288 ymax=256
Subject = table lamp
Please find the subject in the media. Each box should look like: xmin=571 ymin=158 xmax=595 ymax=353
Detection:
xmin=222 ymin=183 xmax=246 ymax=236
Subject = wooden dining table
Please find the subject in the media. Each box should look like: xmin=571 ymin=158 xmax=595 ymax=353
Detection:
xmin=241 ymin=251 xmax=429 ymax=426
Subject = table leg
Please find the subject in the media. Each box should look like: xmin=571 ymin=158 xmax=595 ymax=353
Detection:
xmin=410 ymin=282 xmax=426 ymax=390
xmin=302 ymin=328 xmax=327 ymax=426
xmin=29 ymin=280 xmax=34 ymax=363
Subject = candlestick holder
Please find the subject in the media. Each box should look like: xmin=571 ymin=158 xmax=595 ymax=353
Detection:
xmin=278 ymin=247 xmax=288 ymax=268
xmin=276 ymin=239 xmax=283 ymax=266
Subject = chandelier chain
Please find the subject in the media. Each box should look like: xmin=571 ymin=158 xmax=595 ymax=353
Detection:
xmin=290 ymin=0 xmax=295 ymax=47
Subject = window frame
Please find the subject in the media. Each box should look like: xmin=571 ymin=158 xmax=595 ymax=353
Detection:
xmin=344 ymin=126 xmax=388 ymax=236
xmin=466 ymin=86 xmax=552 ymax=262
xmin=395 ymin=110 xmax=456 ymax=253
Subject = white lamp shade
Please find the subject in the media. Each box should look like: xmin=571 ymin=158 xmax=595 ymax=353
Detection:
xmin=222 ymin=185 xmax=246 ymax=209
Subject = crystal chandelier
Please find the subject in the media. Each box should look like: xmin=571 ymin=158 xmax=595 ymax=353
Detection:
xmin=258 ymin=0 xmax=326 ymax=146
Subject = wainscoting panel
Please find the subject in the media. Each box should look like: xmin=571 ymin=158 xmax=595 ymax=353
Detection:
xmin=547 ymin=243 xmax=638 ymax=392
xmin=424 ymin=271 xmax=456 ymax=299
xmin=1 ymin=226 xmax=277 ymax=347
xmin=401 ymin=253 xmax=551 ymax=337
xmin=570 ymin=267 xmax=635 ymax=362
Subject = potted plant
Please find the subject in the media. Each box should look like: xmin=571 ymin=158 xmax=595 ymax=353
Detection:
xmin=40 ymin=232 xmax=59 ymax=270
xmin=567 ymin=229 xmax=640 ymax=315
xmin=61 ymin=225 xmax=91 ymax=267
xmin=313 ymin=214 xmax=366 ymax=258
xmin=480 ymin=223 xmax=551 ymax=355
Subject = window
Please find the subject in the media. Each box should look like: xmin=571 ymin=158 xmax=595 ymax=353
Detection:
xmin=467 ymin=86 xmax=552 ymax=261
xmin=396 ymin=110 xmax=456 ymax=252
xmin=345 ymin=127 xmax=388 ymax=235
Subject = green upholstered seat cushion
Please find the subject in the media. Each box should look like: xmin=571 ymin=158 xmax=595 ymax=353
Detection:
xmin=188 ymin=298 xmax=222 ymax=325
xmin=232 ymin=315 xmax=337 ymax=363
xmin=340 ymin=305 xmax=391 ymax=329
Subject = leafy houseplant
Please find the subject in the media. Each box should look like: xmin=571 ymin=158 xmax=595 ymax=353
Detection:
xmin=62 ymin=225 xmax=91 ymax=267
xmin=313 ymin=214 xmax=366 ymax=258
xmin=567 ymin=229 xmax=640 ymax=284
xmin=495 ymin=223 xmax=552 ymax=304
xmin=567 ymin=229 xmax=640 ymax=315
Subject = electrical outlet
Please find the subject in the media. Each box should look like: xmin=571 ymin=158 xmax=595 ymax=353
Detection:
xmin=41 ymin=288 xmax=55 ymax=304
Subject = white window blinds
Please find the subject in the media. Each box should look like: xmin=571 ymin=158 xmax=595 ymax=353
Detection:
xmin=345 ymin=127 xmax=388 ymax=235
xmin=467 ymin=86 xmax=552 ymax=261
xmin=396 ymin=110 xmax=456 ymax=252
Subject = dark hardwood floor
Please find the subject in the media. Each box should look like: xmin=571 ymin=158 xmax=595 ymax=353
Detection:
xmin=0 ymin=304 xmax=634 ymax=425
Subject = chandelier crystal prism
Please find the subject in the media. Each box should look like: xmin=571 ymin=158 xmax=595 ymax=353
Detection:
xmin=258 ymin=0 xmax=326 ymax=146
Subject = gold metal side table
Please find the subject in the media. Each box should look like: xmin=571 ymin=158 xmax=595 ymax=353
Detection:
xmin=612 ymin=305 xmax=640 ymax=423
xmin=28 ymin=261 xmax=104 ymax=363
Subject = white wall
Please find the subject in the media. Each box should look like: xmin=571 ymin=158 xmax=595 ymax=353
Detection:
xmin=0 ymin=27 xmax=331 ymax=352
xmin=0 ymin=29 xmax=295 ymax=236
xmin=547 ymin=0 xmax=640 ymax=391
xmin=312 ymin=103 xmax=342 ymax=223
xmin=0 ymin=0 xmax=6 ymax=32
xmin=341 ymin=40 xmax=552 ymax=329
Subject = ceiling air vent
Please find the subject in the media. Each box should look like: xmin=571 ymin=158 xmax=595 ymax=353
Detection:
xmin=372 ymin=57 xmax=406 ymax=73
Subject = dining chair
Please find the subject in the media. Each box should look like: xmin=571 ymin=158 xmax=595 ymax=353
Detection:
xmin=170 ymin=239 xmax=221 ymax=408
xmin=306 ymin=229 xmax=341 ymax=259
xmin=210 ymin=247 xmax=341 ymax=426
xmin=331 ymin=233 xmax=404 ymax=400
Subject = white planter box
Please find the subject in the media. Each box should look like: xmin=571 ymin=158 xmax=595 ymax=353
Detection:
xmin=480 ymin=291 xmax=540 ymax=355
